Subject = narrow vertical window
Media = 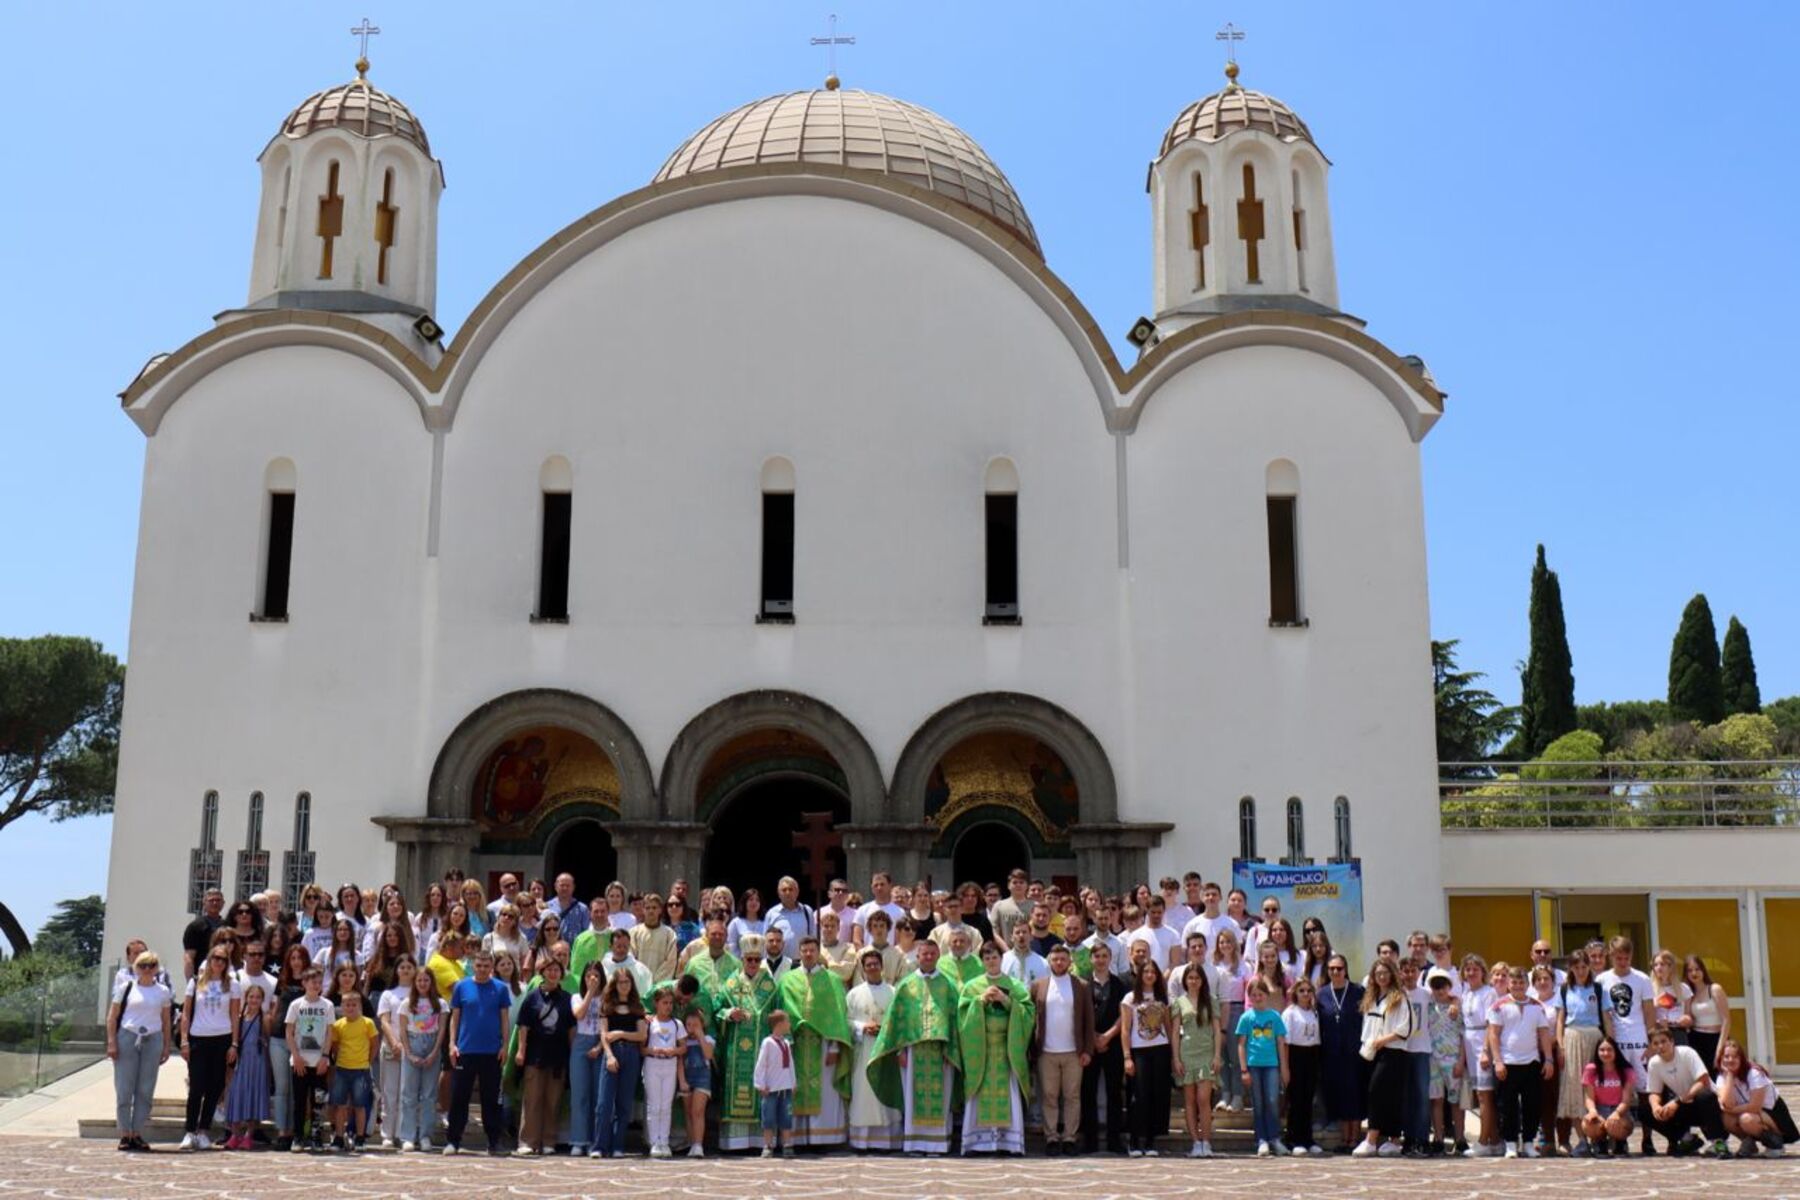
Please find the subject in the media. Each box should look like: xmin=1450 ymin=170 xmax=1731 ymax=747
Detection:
xmin=1331 ymin=796 xmax=1352 ymax=864
xmin=759 ymin=457 xmax=795 ymax=622
xmin=1236 ymin=162 xmax=1265 ymax=284
xmin=1188 ymin=172 xmax=1210 ymax=289
xmin=237 ymin=791 xmax=269 ymax=899
xmin=1291 ymin=169 xmax=1308 ymax=293
xmin=1283 ymin=796 xmax=1310 ymax=865
xmin=983 ymin=458 xmax=1020 ymax=624
xmin=317 ymin=160 xmax=344 ymax=279
xmin=1238 ymin=796 xmax=1257 ymax=862
xmin=374 ymin=169 xmax=399 ymax=286
xmin=188 ymin=791 xmax=223 ymax=914
xmin=1265 ymin=459 xmax=1302 ymax=626
xmin=260 ymin=492 xmax=296 ymax=620
xmin=283 ymin=792 xmax=315 ymax=911
xmin=537 ymin=493 xmax=572 ymax=621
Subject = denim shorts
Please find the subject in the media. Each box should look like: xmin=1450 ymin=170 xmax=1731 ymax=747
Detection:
xmin=760 ymin=1089 xmax=792 ymax=1131
xmin=329 ymin=1067 xmax=372 ymax=1107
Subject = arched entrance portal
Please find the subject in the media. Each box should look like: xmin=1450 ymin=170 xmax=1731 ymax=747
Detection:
xmin=702 ymin=777 xmax=850 ymax=906
xmin=546 ymin=818 xmax=617 ymax=904
xmin=953 ymin=821 xmax=1030 ymax=887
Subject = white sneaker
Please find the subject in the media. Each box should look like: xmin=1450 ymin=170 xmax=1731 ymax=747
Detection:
xmin=1199 ymin=1140 xmax=1213 ymax=1157
xmin=1272 ymin=1140 xmax=1290 ymax=1156
xmin=651 ymin=1144 xmax=671 ymax=1159
xmin=1189 ymin=1142 xmax=1204 ymax=1157
xmin=1504 ymin=1143 xmax=1519 ymax=1159
xmin=194 ymin=1133 xmax=212 ymax=1150
xmin=1256 ymin=1140 xmax=1271 ymax=1157
xmin=1306 ymin=1144 xmax=1325 ymax=1156
xmin=442 ymin=1143 xmax=460 ymax=1155
xmin=1144 ymin=1147 xmax=1159 ymax=1157
xmin=760 ymin=1147 xmax=775 ymax=1158
xmin=1377 ymin=1141 xmax=1401 ymax=1157
xmin=1351 ymin=1140 xmax=1376 ymax=1158
xmin=1522 ymin=1142 xmax=1541 ymax=1158
xmin=178 ymin=1133 xmax=197 ymax=1151
xmin=588 ymin=1147 xmax=603 ymax=1158
xmin=400 ymin=1141 xmax=416 ymax=1153
xmin=1127 ymin=1147 xmax=1144 ymax=1158
xmin=687 ymin=1144 xmax=704 ymax=1158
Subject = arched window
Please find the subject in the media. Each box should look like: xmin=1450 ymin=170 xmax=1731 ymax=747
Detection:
xmin=283 ymin=792 xmax=316 ymax=912
xmin=1283 ymin=796 xmax=1311 ymax=865
xmin=1331 ymin=795 xmax=1353 ymax=864
xmin=1237 ymin=796 xmax=1257 ymax=862
xmin=236 ymin=791 xmax=269 ymax=899
xmin=1265 ymin=459 xmax=1303 ymax=626
xmin=188 ymin=791 xmax=223 ymax=915
xmin=535 ymin=457 xmax=572 ymax=622
xmin=759 ymin=457 xmax=796 ymax=622
xmin=1236 ymin=162 xmax=1266 ymax=284
xmin=984 ymin=458 xmax=1020 ymax=623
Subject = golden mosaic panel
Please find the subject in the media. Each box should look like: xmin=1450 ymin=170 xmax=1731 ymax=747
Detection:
xmin=473 ymin=725 xmax=619 ymax=833
xmin=927 ymin=731 xmax=1078 ymax=843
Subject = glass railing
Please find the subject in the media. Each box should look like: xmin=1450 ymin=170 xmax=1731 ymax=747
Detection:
xmin=0 ymin=960 xmax=112 ymax=1098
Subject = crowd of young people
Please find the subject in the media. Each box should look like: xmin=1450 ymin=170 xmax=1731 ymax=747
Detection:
xmin=104 ymin=867 xmax=1794 ymax=1162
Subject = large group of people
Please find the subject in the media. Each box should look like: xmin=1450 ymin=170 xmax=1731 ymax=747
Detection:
xmin=105 ymin=867 xmax=1795 ymax=1163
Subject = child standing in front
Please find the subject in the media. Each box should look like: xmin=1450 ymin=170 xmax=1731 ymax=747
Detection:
xmin=1485 ymin=961 xmax=1553 ymax=1158
xmin=285 ymin=967 xmax=333 ymax=1150
xmin=753 ymin=1009 xmax=795 ymax=1158
xmin=1235 ymin=977 xmax=1290 ymax=1156
xmin=222 ymin=984 xmax=272 ymax=1149
xmin=678 ymin=1007 xmax=715 ymax=1157
xmin=327 ymin=991 xmax=379 ymax=1152
xmin=643 ymin=988 xmax=684 ymax=1158
xmin=1280 ymin=978 xmax=1322 ymax=1155
xmin=1425 ymin=969 xmax=1464 ymax=1154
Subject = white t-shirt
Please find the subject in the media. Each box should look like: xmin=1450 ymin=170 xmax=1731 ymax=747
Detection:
xmin=854 ymin=901 xmax=905 ymax=939
xmin=1163 ymin=902 xmax=1197 ymax=930
xmin=1716 ymin=1066 xmax=1774 ymax=1112
xmin=375 ymin=988 xmax=407 ymax=1055
xmin=286 ymin=995 xmax=334 ymax=1067
xmin=648 ymin=1015 xmax=682 ymax=1054
xmin=608 ymin=912 xmax=638 ymax=931
xmin=1486 ymin=996 xmax=1550 ymax=1065
xmin=1000 ymin=948 xmax=1049 ymax=985
xmin=1180 ymin=913 xmax=1236 ymax=961
xmin=113 ymin=978 xmax=172 ymax=1034
xmin=1646 ymin=1044 xmax=1711 ymax=1098
xmin=1404 ymin=986 xmax=1433 ymax=1053
xmin=233 ymin=968 xmax=279 ymax=1016
xmin=1281 ymin=1003 xmax=1321 ymax=1047
xmin=184 ymin=977 xmax=242 ymax=1038
xmin=1168 ymin=960 xmax=1218 ymax=999
xmin=1123 ymin=995 xmax=1171 ymax=1049
xmin=1042 ymin=974 xmax=1077 ymax=1053
xmin=1597 ymin=968 xmax=1653 ymax=1046
xmin=1129 ymin=924 xmax=1182 ymax=972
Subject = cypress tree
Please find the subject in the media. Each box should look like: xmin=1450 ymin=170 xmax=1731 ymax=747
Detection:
xmin=1721 ymin=615 xmax=1761 ymax=715
xmin=1520 ymin=545 xmax=1577 ymax=756
xmin=1668 ymin=593 xmax=1725 ymax=724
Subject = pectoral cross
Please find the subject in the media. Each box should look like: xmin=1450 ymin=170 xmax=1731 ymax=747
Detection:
xmin=374 ymin=171 xmax=399 ymax=285
xmin=317 ymin=160 xmax=344 ymax=279
xmin=1188 ymin=173 xmax=1210 ymax=289
xmin=810 ymin=14 xmax=855 ymax=87
xmin=1237 ymin=162 xmax=1265 ymax=284
xmin=791 ymin=810 xmax=842 ymax=899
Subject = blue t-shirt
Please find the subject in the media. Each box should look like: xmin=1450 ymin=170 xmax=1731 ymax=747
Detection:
xmin=1559 ymin=978 xmax=1604 ymax=1029
xmin=1235 ymin=1007 xmax=1288 ymax=1068
xmin=450 ymin=977 xmax=513 ymax=1055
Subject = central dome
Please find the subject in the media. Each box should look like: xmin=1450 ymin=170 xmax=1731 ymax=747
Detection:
xmin=654 ymin=88 xmax=1039 ymax=255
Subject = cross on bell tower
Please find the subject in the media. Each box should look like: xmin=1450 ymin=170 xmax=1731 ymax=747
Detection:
xmin=350 ymin=17 xmax=381 ymax=76
xmin=811 ymin=14 xmax=856 ymax=90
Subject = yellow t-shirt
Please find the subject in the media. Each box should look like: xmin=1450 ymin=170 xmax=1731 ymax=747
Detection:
xmin=427 ymin=953 xmax=467 ymax=1003
xmin=332 ymin=1016 xmax=377 ymax=1069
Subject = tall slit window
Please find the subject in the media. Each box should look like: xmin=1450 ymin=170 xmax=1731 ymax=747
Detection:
xmin=256 ymin=460 xmax=297 ymax=622
xmin=984 ymin=458 xmax=1020 ymax=623
xmin=1291 ymin=169 xmax=1308 ymax=293
xmin=1237 ymin=796 xmax=1257 ymax=862
xmin=1266 ymin=460 xmax=1302 ymax=626
xmin=188 ymin=790 xmax=223 ymax=914
xmin=535 ymin=458 xmax=572 ymax=622
xmin=1331 ymin=796 xmax=1353 ymax=864
xmin=759 ymin=458 xmax=796 ymax=621
xmin=1283 ymin=796 xmax=1311 ymax=865
xmin=283 ymin=792 xmax=316 ymax=911
xmin=236 ymin=791 xmax=269 ymax=899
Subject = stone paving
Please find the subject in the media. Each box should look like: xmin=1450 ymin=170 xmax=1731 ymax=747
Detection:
xmin=2 ymin=1137 xmax=1799 ymax=1200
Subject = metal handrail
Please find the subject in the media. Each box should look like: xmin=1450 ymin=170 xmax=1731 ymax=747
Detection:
xmin=1438 ymin=760 xmax=1800 ymax=830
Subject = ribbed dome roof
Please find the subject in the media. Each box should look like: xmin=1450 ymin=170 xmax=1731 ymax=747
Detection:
xmin=654 ymin=88 xmax=1039 ymax=255
xmin=1159 ymin=74 xmax=1315 ymax=159
xmin=279 ymin=66 xmax=430 ymax=155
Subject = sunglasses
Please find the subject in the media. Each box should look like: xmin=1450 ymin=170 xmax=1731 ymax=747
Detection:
xmin=1327 ymin=965 xmax=1346 ymax=973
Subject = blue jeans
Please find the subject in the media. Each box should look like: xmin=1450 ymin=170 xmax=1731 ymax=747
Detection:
xmin=568 ymin=1033 xmax=602 ymax=1149
xmin=1248 ymin=1064 xmax=1282 ymax=1145
xmin=113 ymin=1027 xmax=162 ymax=1135
xmin=1406 ymin=1051 xmax=1431 ymax=1144
xmin=1218 ymin=1002 xmax=1245 ymax=1105
xmin=595 ymin=1041 xmax=642 ymax=1156
xmin=270 ymin=1037 xmax=293 ymax=1133
xmin=398 ymin=1033 xmax=439 ymax=1146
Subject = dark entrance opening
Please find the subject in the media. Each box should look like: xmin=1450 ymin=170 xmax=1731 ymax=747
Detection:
xmin=545 ymin=819 xmax=616 ymax=905
xmin=703 ymin=778 xmax=849 ymax=907
xmin=952 ymin=822 xmax=1030 ymax=889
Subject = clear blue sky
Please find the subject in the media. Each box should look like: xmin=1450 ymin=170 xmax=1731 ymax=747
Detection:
xmin=3 ymin=4 xmax=1796 ymax=937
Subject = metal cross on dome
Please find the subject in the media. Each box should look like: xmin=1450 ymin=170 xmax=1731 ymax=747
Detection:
xmin=1216 ymin=21 xmax=1245 ymax=65
xmin=810 ymin=14 xmax=856 ymax=84
xmin=350 ymin=17 xmax=381 ymax=60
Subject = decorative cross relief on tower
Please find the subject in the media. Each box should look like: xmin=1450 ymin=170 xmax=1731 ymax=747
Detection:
xmin=317 ymin=161 xmax=345 ymax=279
xmin=375 ymin=172 xmax=399 ymax=285
xmin=1188 ymin=173 xmax=1210 ymax=289
xmin=188 ymin=791 xmax=223 ymax=915
xmin=1237 ymin=162 xmax=1265 ymax=283
xmin=236 ymin=792 xmax=270 ymax=900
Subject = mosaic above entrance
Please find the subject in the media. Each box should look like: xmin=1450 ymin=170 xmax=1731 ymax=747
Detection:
xmin=927 ymin=731 xmax=1078 ymax=848
xmin=473 ymin=725 xmax=620 ymax=834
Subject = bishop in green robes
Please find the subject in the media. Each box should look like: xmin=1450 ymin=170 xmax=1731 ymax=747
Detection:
xmin=777 ymin=936 xmax=854 ymax=1146
xmin=680 ymin=915 xmax=741 ymax=1037
xmin=956 ymin=941 xmax=1035 ymax=1155
xmin=713 ymin=934 xmax=780 ymax=1150
xmin=867 ymin=939 xmax=961 ymax=1154
xmin=941 ymin=926 xmax=987 ymax=988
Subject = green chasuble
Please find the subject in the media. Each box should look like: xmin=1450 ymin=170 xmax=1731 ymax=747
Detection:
xmin=777 ymin=966 xmax=854 ymax=1114
xmin=1069 ymin=943 xmax=1094 ymax=980
xmin=957 ymin=973 xmax=1034 ymax=1126
xmin=682 ymin=949 xmax=741 ymax=1037
xmin=867 ymin=970 xmax=960 ymax=1122
xmin=943 ymin=953 xmax=986 ymax=988
xmin=714 ymin=968 xmax=780 ymax=1124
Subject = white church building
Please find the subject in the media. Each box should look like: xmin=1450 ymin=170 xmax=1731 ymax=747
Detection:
xmin=103 ymin=52 xmax=1450 ymax=969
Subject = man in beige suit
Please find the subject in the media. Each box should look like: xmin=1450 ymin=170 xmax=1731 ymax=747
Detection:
xmin=1030 ymin=943 xmax=1095 ymax=1154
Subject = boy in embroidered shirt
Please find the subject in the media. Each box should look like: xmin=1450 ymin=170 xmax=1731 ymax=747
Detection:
xmin=326 ymin=990 xmax=378 ymax=1151
xmin=1485 ymin=963 xmax=1554 ymax=1158
xmin=754 ymin=1009 xmax=796 ymax=1158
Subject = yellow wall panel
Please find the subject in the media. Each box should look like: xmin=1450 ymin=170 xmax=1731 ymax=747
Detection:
xmin=1773 ymin=1006 xmax=1800 ymax=1071
xmin=1655 ymin=898 xmax=1742 ymax=995
xmin=1765 ymin=899 xmax=1800 ymax=997
xmin=1449 ymin=894 xmax=1535 ymax=971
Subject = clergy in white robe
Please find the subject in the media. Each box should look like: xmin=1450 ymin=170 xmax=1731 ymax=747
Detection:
xmin=846 ymin=949 xmax=902 ymax=1150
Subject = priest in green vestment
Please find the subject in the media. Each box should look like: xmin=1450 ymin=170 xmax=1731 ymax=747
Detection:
xmin=1061 ymin=913 xmax=1094 ymax=979
xmin=713 ymin=934 xmax=780 ymax=1150
xmin=867 ymin=939 xmax=961 ymax=1154
xmin=680 ymin=915 xmax=741 ymax=1037
xmin=956 ymin=941 xmax=1035 ymax=1154
xmin=942 ymin=926 xmax=986 ymax=987
xmin=776 ymin=936 xmax=854 ymax=1146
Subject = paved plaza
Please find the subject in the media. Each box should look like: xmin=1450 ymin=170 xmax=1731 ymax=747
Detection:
xmin=1 ymin=1137 xmax=1798 ymax=1200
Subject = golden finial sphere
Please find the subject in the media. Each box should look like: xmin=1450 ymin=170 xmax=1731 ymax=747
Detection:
xmin=824 ymin=73 xmax=840 ymax=91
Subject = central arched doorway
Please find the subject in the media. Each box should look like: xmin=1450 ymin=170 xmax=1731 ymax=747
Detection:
xmin=952 ymin=821 xmax=1030 ymax=887
xmin=546 ymin=818 xmax=617 ymax=904
xmin=701 ymin=776 xmax=851 ymax=907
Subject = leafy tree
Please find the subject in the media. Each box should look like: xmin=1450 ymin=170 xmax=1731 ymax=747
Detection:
xmin=1577 ymin=700 xmax=1670 ymax=750
xmin=0 ymin=635 xmax=123 ymax=956
xmin=33 ymin=895 xmax=105 ymax=966
xmin=1667 ymin=595 xmax=1724 ymax=725
xmin=1433 ymin=639 xmax=1518 ymax=773
xmin=1519 ymin=545 xmax=1577 ymax=756
xmin=1767 ymin=696 xmax=1800 ymax=754
xmin=1720 ymin=616 xmax=1761 ymax=715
